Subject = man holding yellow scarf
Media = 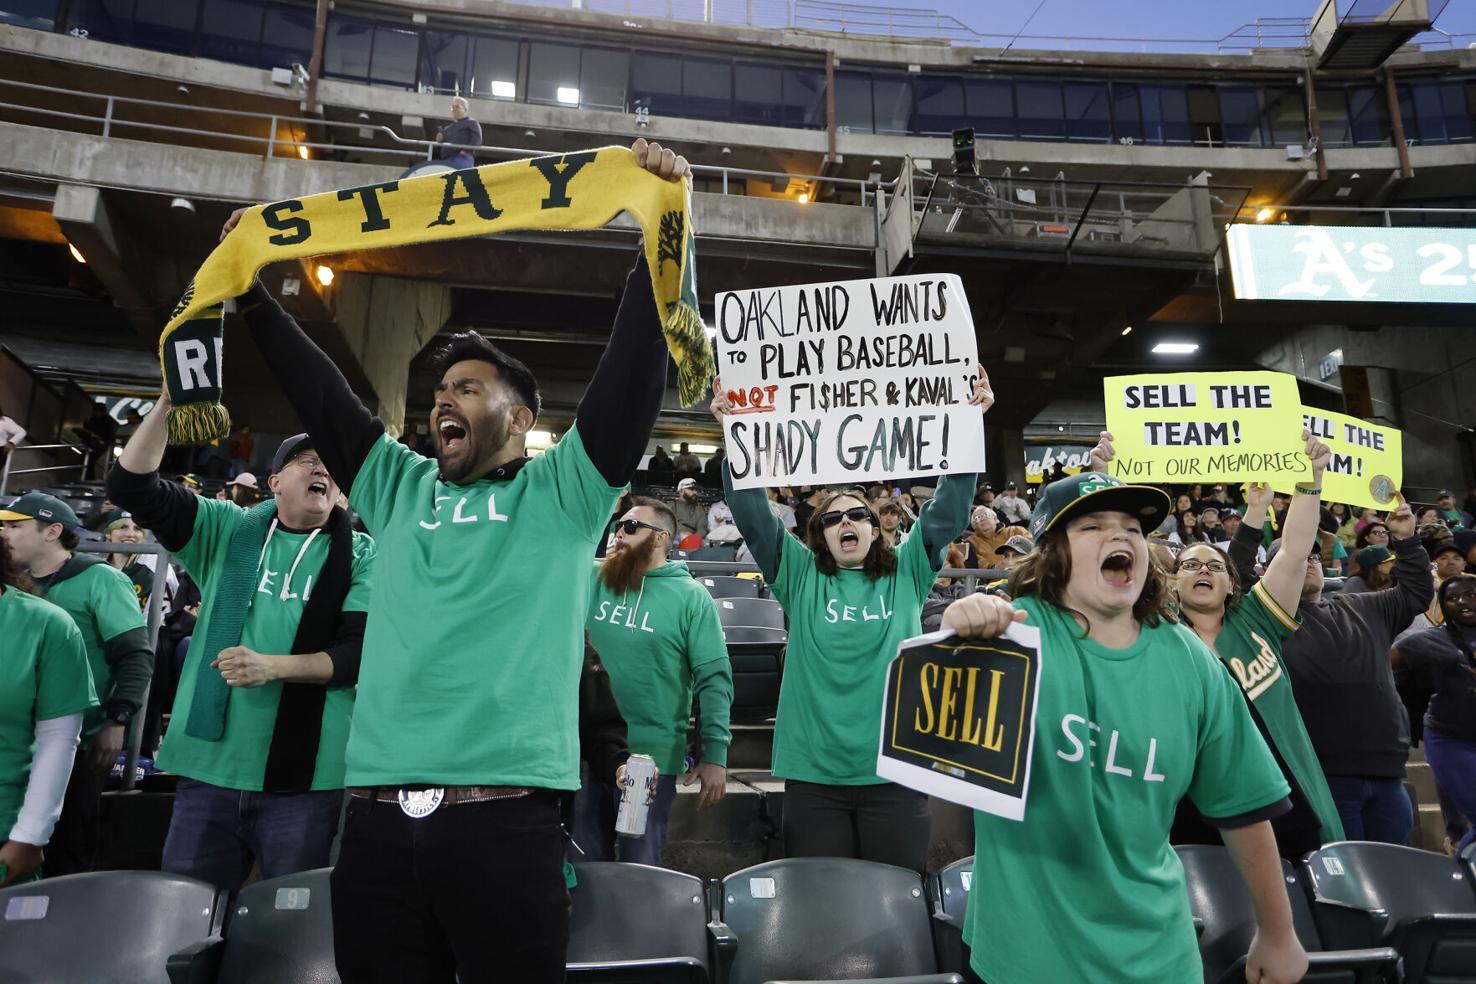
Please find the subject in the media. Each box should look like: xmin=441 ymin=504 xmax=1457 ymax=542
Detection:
xmin=217 ymin=139 xmax=691 ymax=983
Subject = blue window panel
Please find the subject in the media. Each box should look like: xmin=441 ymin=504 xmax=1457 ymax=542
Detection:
xmin=468 ymin=36 xmax=518 ymax=99
xmin=1016 ymin=80 xmax=1064 ymax=140
xmin=781 ymin=67 xmax=824 ymax=129
xmin=965 ymin=78 xmax=1014 ymax=138
xmin=422 ymin=31 xmax=469 ymax=94
xmin=322 ymin=14 xmax=372 ymax=80
xmin=1347 ymin=86 xmax=1387 ymax=145
xmin=871 ymin=73 xmax=912 ymax=135
xmin=1111 ymin=82 xmax=1144 ymax=143
xmin=580 ymin=47 xmax=629 ymax=113
xmin=1064 ymin=81 xmax=1111 ymax=142
xmin=528 ymin=41 xmax=581 ymax=105
xmin=735 ymin=62 xmax=785 ymax=126
xmin=259 ymin=4 xmax=314 ymax=71
xmin=1218 ymin=86 xmax=1263 ymax=145
xmin=833 ymin=70 xmax=873 ymax=133
xmin=1 ymin=0 xmax=60 ymax=29
xmin=913 ymin=75 xmax=966 ymax=136
xmin=132 ymin=0 xmax=198 ymax=54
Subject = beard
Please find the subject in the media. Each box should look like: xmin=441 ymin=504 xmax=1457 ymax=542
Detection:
xmin=599 ymin=535 xmax=663 ymax=594
xmin=437 ymin=411 xmax=511 ymax=484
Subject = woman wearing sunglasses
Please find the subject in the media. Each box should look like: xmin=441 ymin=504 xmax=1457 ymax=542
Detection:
xmin=1095 ymin=429 xmax=1344 ymax=859
xmin=709 ymin=370 xmax=992 ymax=871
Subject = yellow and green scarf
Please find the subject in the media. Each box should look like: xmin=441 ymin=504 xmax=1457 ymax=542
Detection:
xmin=158 ymin=146 xmax=712 ymax=444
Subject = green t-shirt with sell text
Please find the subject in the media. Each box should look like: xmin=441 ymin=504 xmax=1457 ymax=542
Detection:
xmin=0 ymin=588 xmax=97 ymax=836
xmin=37 ymin=560 xmax=146 ymax=737
xmin=964 ymin=595 xmax=1289 ymax=984
xmin=1215 ymin=581 xmax=1344 ymax=844
xmin=156 ymin=498 xmax=376 ymax=791
xmin=346 ymin=429 xmax=623 ymax=789
xmin=587 ymin=560 xmax=730 ymax=775
xmin=769 ymin=525 xmax=938 ymax=785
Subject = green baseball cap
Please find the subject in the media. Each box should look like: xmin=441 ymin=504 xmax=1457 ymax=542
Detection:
xmin=1028 ymin=471 xmax=1171 ymax=542
xmin=0 ymin=491 xmax=80 ymax=531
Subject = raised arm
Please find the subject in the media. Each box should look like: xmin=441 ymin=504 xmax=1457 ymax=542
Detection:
xmin=1364 ymin=496 xmax=1434 ymax=632
xmin=1260 ymin=430 xmax=1329 ymax=614
xmin=712 ymin=378 xmax=788 ymax=582
xmin=575 ymin=140 xmax=689 ymax=486
xmin=1229 ymin=483 xmax=1275 ymax=587
xmin=107 ymin=390 xmax=198 ymax=551
xmin=919 ymin=365 xmax=993 ymax=570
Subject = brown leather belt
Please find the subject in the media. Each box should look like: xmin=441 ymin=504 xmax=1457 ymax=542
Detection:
xmin=350 ymin=785 xmax=532 ymax=817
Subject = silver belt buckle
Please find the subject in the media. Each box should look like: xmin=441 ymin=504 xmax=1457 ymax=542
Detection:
xmin=397 ymin=787 xmax=445 ymax=819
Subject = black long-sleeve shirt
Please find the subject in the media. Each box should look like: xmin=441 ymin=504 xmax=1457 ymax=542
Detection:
xmin=237 ymin=256 xmax=665 ymax=492
xmin=1231 ymin=527 xmax=1434 ymax=778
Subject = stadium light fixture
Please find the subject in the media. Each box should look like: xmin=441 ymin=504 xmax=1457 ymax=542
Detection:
xmin=526 ymin=430 xmax=554 ymax=449
xmin=67 ymin=242 xmax=86 ymax=264
xmin=315 ymin=264 xmax=334 ymax=287
xmin=797 ymin=191 xmax=811 ymax=204
xmin=1151 ymin=342 xmax=1199 ymax=355
xmin=490 ymin=80 xmax=516 ymax=98
xmin=1121 ymin=325 xmax=1133 ymax=336
xmin=1255 ymin=206 xmax=1275 ymax=223
xmin=298 ymin=145 xmax=310 ymax=160
xmin=688 ymin=444 xmax=719 ymax=455
xmin=556 ymin=86 xmax=580 ymax=105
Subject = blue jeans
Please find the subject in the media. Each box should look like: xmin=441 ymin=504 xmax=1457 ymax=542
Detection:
xmin=572 ymin=773 xmax=678 ymax=866
xmin=1325 ymin=775 xmax=1413 ymax=845
xmin=1423 ymin=726 xmax=1476 ymax=854
xmin=161 ymin=778 xmax=343 ymax=892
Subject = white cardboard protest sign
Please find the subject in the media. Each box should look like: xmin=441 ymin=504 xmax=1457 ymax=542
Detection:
xmin=713 ymin=274 xmax=985 ymax=490
xmin=877 ymin=619 xmax=1043 ymax=821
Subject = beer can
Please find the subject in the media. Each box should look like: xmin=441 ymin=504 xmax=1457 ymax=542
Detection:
xmin=615 ymin=754 xmax=658 ymax=837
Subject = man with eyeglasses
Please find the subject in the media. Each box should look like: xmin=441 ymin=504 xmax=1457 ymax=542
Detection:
xmin=108 ymin=404 xmax=376 ymax=890
xmin=1230 ymin=491 xmax=1431 ymax=845
xmin=580 ymin=496 xmax=731 ymax=865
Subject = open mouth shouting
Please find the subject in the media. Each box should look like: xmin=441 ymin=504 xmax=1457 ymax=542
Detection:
xmin=306 ymin=479 xmax=330 ymax=502
xmin=1100 ymin=549 xmax=1135 ymax=589
xmin=437 ymin=414 xmax=469 ymax=455
xmin=838 ymin=528 xmax=862 ymax=553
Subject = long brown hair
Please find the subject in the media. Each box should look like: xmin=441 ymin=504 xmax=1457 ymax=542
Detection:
xmin=1174 ymin=542 xmax=1243 ymax=607
xmin=1005 ymin=526 xmax=1176 ymax=635
xmin=805 ymin=489 xmax=898 ymax=580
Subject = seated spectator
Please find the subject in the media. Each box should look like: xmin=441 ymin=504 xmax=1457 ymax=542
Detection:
xmin=701 ymin=449 xmax=725 ymax=488
xmin=1437 ymin=490 xmax=1468 ymax=529
xmin=767 ymin=487 xmax=797 ymax=531
xmin=975 ymin=483 xmax=996 ymax=508
xmin=1408 ymin=541 xmax=1469 ymax=633
xmin=1344 ymin=545 xmax=1396 ymax=593
xmin=1168 ymin=509 xmax=1207 ymax=547
xmin=1417 ymin=505 xmax=1444 ymax=528
xmin=995 ymin=481 xmax=1032 ymax=526
xmin=0 ymin=402 xmax=25 ymax=469
xmin=993 ymin=533 xmax=1033 ymax=571
xmin=1457 ymin=529 xmax=1476 ymax=574
xmin=672 ymin=442 xmax=701 ymax=482
xmin=100 ymin=509 xmax=178 ymax=611
xmin=876 ymin=499 xmax=907 ymax=548
xmin=1199 ymin=506 xmax=1227 ymax=544
xmin=228 ymin=425 xmax=255 ymax=478
xmin=647 ymin=445 xmax=675 ymax=474
xmin=223 ymin=473 xmax=259 ymax=507
xmin=707 ymin=497 xmax=734 ymax=530
xmin=1355 ymin=518 xmax=1390 ymax=553
xmin=670 ymin=478 xmax=708 ymax=538
xmin=1329 ymin=502 xmax=1358 ymax=551
xmin=962 ymin=505 xmax=1020 ymax=568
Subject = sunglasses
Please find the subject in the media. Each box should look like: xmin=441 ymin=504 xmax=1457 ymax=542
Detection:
xmin=616 ymin=519 xmax=667 ymax=537
xmin=820 ymin=506 xmax=873 ymax=528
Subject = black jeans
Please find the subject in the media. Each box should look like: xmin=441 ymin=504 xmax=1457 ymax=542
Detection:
xmin=331 ymin=790 xmax=570 ymax=984
xmin=783 ymin=780 xmax=931 ymax=872
xmin=44 ymin=751 xmax=104 ymax=877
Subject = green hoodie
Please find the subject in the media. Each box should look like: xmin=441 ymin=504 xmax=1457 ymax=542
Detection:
xmin=587 ymin=560 xmax=733 ymax=775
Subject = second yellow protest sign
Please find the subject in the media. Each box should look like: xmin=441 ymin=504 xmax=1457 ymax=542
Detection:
xmin=1102 ymin=371 xmax=1311 ymax=484
xmin=1283 ymin=409 xmax=1402 ymax=510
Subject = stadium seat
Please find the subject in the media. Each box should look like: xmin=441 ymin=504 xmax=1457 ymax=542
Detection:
xmin=720 ymin=625 xmax=787 ymax=723
xmin=716 ymin=597 xmax=786 ymax=630
xmin=0 ymin=870 xmax=222 ymax=983
xmin=716 ymin=857 xmax=962 ymax=983
xmin=687 ymin=545 xmax=740 ymax=563
xmin=567 ymin=862 xmax=735 ymax=983
xmin=165 ymin=867 xmax=337 ymax=984
xmin=1177 ymin=844 xmax=1400 ymax=984
xmin=699 ymin=575 xmax=764 ymax=599
xmin=1303 ymin=841 xmax=1476 ymax=983
xmin=927 ymin=856 xmax=973 ymax=975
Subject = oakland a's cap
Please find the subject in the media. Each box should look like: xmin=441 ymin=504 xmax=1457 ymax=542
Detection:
xmin=0 ymin=491 xmax=80 ymax=531
xmin=1028 ymin=472 xmax=1171 ymax=542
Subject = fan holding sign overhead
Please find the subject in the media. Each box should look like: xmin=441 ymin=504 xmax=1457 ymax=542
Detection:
xmin=707 ymin=291 xmax=992 ymax=872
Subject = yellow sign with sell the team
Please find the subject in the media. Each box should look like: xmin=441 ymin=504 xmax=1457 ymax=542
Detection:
xmin=1282 ymin=409 xmax=1402 ymax=510
xmin=1102 ymin=372 xmax=1311 ymax=484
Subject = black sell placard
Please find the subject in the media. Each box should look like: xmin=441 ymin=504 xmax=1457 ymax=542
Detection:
xmin=877 ymin=622 xmax=1042 ymax=820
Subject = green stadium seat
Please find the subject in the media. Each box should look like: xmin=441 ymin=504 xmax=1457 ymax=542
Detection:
xmin=1303 ymin=841 xmax=1476 ymax=983
xmin=717 ymin=857 xmax=962 ymax=984
xmin=567 ymin=862 xmax=735 ymax=983
xmin=1177 ymin=844 xmax=1399 ymax=983
xmin=0 ymin=871 xmax=221 ymax=983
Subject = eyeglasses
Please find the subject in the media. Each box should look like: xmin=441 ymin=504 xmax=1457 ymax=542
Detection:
xmin=1366 ymin=528 xmax=1389 ymax=538
xmin=1178 ymin=559 xmax=1227 ymax=573
xmin=286 ymin=455 xmax=325 ymax=473
xmin=616 ymin=519 xmax=667 ymax=537
xmin=820 ymin=507 xmax=873 ymax=528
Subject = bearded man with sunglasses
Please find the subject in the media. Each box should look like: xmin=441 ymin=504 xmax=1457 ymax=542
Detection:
xmin=580 ymin=497 xmax=732 ymax=865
